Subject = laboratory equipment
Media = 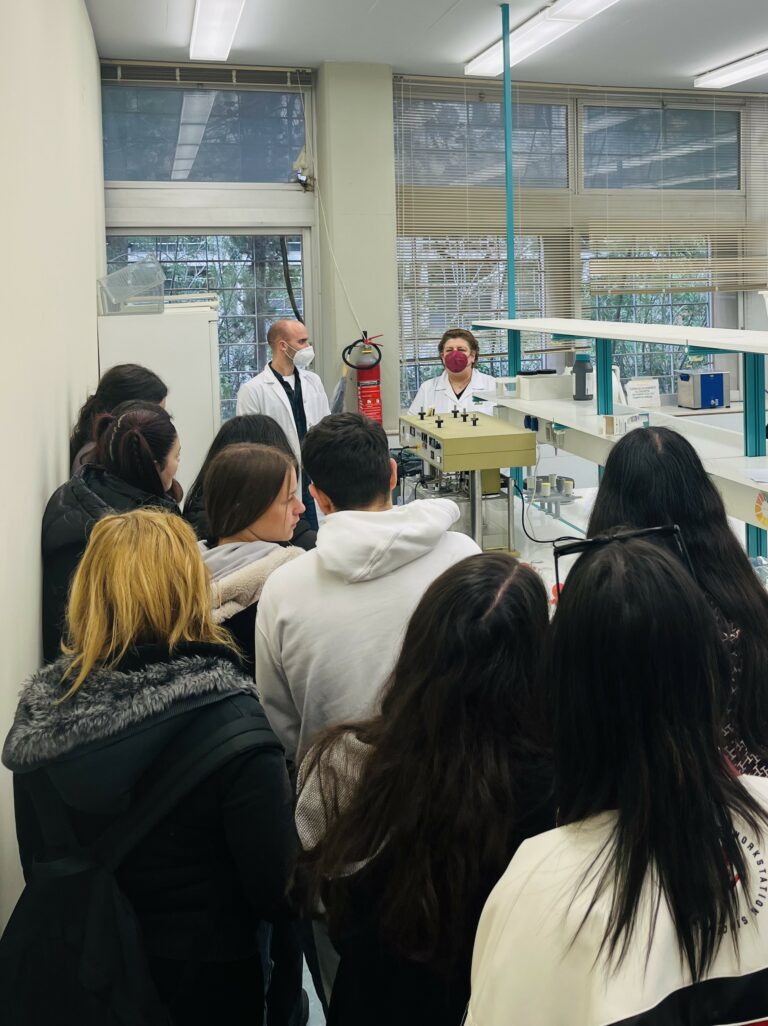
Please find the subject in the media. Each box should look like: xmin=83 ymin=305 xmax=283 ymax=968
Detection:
xmin=677 ymin=370 xmax=731 ymax=410
xmin=516 ymin=373 xmax=573 ymax=401
xmin=97 ymin=298 xmax=221 ymax=494
xmin=399 ymin=411 xmax=536 ymax=547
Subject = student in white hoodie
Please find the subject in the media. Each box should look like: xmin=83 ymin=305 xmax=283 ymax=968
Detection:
xmin=255 ymin=412 xmax=480 ymax=765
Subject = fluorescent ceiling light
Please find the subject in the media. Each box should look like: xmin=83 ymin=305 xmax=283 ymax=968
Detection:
xmin=695 ymin=48 xmax=768 ymax=89
xmin=189 ymin=0 xmax=246 ymax=62
xmin=465 ymin=0 xmax=623 ymax=77
xmin=171 ymin=92 xmax=216 ymax=181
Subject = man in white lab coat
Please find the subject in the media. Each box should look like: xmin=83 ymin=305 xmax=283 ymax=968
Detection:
xmin=237 ymin=319 xmax=330 ymax=529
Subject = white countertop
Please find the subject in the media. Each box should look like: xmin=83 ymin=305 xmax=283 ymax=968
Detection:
xmin=479 ymin=389 xmax=768 ymax=528
xmin=473 ymin=317 xmax=768 ymax=356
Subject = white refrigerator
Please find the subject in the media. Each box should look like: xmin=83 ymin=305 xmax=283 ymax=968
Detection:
xmin=97 ymin=301 xmax=221 ymax=495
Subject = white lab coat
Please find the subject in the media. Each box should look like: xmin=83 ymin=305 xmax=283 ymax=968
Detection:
xmin=407 ymin=369 xmax=497 ymax=415
xmin=235 ymin=365 xmax=331 ymax=466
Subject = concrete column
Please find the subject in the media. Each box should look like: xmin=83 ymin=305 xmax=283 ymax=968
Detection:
xmin=315 ymin=63 xmax=400 ymax=432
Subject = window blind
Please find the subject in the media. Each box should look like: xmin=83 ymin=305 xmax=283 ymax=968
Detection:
xmin=394 ymin=76 xmax=768 ymax=400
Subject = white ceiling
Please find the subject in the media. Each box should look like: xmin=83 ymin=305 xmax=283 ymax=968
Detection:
xmin=84 ymin=0 xmax=768 ymax=92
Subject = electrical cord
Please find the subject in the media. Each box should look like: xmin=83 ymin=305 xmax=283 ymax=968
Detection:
xmin=512 ymin=481 xmax=579 ymax=546
xmin=292 ymin=71 xmax=364 ymax=334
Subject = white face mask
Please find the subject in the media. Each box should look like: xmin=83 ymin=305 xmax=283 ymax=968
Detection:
xmin=285 ymin=342 xmax=315 ymax=369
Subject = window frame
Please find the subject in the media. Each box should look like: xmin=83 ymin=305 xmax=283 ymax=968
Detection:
xmin=101 ymin=79 xmax=313 ymax=188
xmin=105 ymin=227 xmax=316 ymax=418
xmin=575 ymin=93 xmax=745 ymax=196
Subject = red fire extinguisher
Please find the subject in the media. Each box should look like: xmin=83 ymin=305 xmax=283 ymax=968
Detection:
xmin=342 ymin=332 xmax=384 ymax=424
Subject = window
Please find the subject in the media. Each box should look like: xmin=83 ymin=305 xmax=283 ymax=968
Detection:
xmin=102 ymin=85 xmax=306 ymax=183
xmin=106 ymin=234 xmax=304 ymax=418
xmin=398 ymin=234 xmax=545 ymax=407
xmin=583 ymin=106 xmax=740 ymax=190
xmin=582 ymin=238 xmax=712 ymax=393
xmin=395 ymin=95 xmax=568 ymax=190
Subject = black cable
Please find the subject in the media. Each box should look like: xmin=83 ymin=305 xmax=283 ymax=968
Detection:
xmin=279 ymin=236 xmax=302 ymax=320
xmin=512 ymin=481 xmax=581 ymax=547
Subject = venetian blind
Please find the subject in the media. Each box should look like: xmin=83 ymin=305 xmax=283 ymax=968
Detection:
xmin=394 ymin=75 xmax=768 ymax=377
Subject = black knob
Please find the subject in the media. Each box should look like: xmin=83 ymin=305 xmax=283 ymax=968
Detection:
xmin=452 ymin=407 xmax=459 ymax=418
xmin=436 ymin=417 xmax=443 ymax=428
xmin=461 ymin=411 xmax=469 ymax=422
xmin=418 ymin=409 xmax=425 ymax=421
xmin=471 ymin=415 xmax=479 ymax=426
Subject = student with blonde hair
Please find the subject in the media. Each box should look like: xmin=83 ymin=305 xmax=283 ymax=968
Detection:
xmin=3 ymin=508 xmax=296 ymax=1026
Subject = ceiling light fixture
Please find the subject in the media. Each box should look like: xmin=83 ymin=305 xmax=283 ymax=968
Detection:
xmin=465 ymin=0 xmax=623 ymax=77
xmin=189 ymin=0 xmax=246 ymax=62
xmin=695 ymin=48 xmax=768 ymax=89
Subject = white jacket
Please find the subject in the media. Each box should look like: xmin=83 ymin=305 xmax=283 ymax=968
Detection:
xmin=408 ymin=369 xmax=497 ymax=415
xmin=469 ymin=774 xmax=768 ymax=1026
xmin=236 ymin=365 xmax=331 ymax=465
xmin=255 ymin=499 xmax=480 ymax=762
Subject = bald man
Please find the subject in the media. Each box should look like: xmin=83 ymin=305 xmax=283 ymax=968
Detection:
xmin=236 ymin=319 xmax=330 ymax=530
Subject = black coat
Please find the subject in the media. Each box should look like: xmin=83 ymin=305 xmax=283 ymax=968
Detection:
xmin=3 ymin=642 xmax=297 ymax=1026
xmin=41 ymin=466 xmax=180 ymax=661
xmin=323 ymin=760 xmax=556 ymax=1026
xmin=184 ymin=490 xmax=318 ymax=552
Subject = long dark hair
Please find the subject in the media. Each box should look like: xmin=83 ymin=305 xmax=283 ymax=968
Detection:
xmin=548 ymin=538 xmax=767 ymax=980
xmin=184 ymin=414 xmax=294 ymax=520
xmin=588 ymin=426 xmax=768 ymax=762
xmin=297 ymin=553 xmax=550 ymax=968
xmin=70 ymin=364 xmax=167 ymax=464
xmin=94 ymin=401 xmax=178 ymax=499
xmin=204 ymin=443 xmax=296 ymax=546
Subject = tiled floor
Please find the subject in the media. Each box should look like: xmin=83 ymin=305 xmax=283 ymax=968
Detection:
xmin=303 ymin=962 xmax=325 ymax=1025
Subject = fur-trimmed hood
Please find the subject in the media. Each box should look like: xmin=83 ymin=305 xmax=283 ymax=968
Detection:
xmin=204 ymin=544 xmax=304 ymax=623
xmin=3 ymin=643 xmax=259 ymax=811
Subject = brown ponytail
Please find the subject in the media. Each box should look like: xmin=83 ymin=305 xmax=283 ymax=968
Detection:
xmin=95 ymin=401 xmax=177 ymax=498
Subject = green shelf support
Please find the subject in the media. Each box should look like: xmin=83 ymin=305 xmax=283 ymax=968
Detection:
xmin=743 ymin=352 xmax=767 ymax=557
xmin=595 ymin=338 xmax=613 ymax=417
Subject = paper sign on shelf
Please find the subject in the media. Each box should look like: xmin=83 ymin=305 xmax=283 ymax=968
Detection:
xmin=624 ymin=377 xmax=661 ymax=409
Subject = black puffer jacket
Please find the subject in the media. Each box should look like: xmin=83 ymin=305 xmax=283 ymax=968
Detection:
xmin=41 ymin=465 xmax=180 ymax=661
xmin=3 ymin=642 xmax=296 ymax=1026
xmin=184 ymin=489 xmax=318 ymax=552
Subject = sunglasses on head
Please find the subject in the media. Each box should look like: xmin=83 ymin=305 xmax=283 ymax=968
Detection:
xmin=552 ymin=524 xmax=695 ymax=597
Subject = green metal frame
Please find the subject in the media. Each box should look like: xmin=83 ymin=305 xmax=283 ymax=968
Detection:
xmin=743 ymin=352 xmax=767 ymax=557
xmin=501 ymin=4 xmax=520 ymax=380
xmin=595 ymin=338 xmax=613 ymax=417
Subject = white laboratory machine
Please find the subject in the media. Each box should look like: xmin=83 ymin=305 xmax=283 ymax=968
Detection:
xmin=97 ymin=297 xmax=221 ymax=495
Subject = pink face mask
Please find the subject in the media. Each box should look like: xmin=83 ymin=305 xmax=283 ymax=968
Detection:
xmin=444 ymin=350 xmax=470 ymax=373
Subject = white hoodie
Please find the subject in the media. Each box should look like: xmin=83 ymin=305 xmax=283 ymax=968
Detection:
xmin=255 ymin=499 xmax=479 ymax=762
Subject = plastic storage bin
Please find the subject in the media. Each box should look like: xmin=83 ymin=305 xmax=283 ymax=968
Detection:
xmin=98 ymin=258 xmax=165 ymax=315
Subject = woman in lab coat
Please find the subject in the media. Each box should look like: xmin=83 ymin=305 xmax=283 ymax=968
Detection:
xmin=408 ymin=329 xmax=496 ymax=415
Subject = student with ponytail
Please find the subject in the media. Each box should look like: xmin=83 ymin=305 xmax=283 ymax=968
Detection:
xmin=42 ymin=402 xmax=182 ymax=661
xmin=69 ymin=363 xmax=167 ymax=475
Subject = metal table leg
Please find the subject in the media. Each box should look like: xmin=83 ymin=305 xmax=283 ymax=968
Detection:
xmin=507 ymin=475 xmax=516 ymax=552
xmin=470 ymin=469 xmax=484 ymax=548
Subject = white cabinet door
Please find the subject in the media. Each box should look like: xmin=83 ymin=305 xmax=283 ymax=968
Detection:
xmin=97 ymin=304 xmax=220 ymax=495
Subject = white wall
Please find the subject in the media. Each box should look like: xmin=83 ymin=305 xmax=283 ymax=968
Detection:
xmin=0 ymin=0 xmax=105 ymax=924
xmin=315 ymin=63 xmax=400 ymax=430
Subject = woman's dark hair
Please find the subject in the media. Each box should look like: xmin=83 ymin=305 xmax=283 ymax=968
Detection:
xmin=184 ymin=414 xmax=294 ymax=521
xmin=94 ymin=401 xmax=177 ymax=499
xmin=437 ymin=328 xmax=480 ymax=362
xmin=548 ymin=537 xmax=767 ymax=980
xmin=297 ymin=553 xmax=550 ymax=968
xmin=204 ymin=443 xmax=296 ymax=545
xmin=70 ymin=364 xmax=167 ymax=464
xmin=588 ymin=426 xmax=768 ymax=762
